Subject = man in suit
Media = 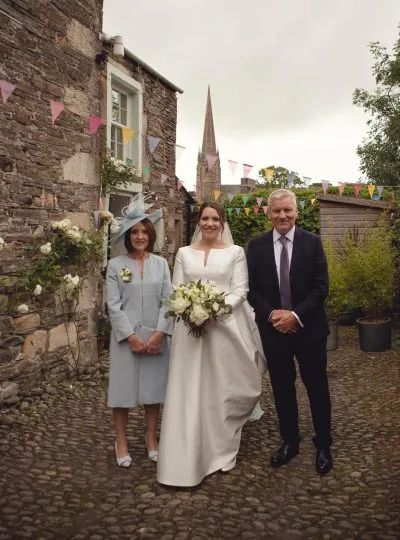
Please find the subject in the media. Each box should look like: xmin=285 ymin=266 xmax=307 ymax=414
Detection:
xmin=247 ymin=188 xmax=333 ymax=475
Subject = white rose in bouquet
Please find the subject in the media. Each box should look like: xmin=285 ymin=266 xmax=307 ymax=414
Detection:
xmin=189 ymin=304 xmax=210 ymax=326
xmin=171 ymin=296 xmax=191 ymax=315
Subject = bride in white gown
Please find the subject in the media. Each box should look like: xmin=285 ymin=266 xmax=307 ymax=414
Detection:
xmin=157 ymin=203 xmax=265 ymax=487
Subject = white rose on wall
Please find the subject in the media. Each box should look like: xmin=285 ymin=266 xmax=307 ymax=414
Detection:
xmin=17 ymin=304 xmax=29 ymax=314
xmin=0 ymin=237 xmax=6 ymax=250
xmin=40 ymin=242 xmax=51 ymax=255
xmin=33 ymin=284 xmax=42 ymax=296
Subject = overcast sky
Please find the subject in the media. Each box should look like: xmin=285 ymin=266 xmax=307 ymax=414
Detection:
xmin=103 ymin=1 xmax=399 ymax=190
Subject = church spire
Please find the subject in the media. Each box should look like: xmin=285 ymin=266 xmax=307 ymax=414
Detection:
xmin=201 ymin=86 xmax=217 ymax=154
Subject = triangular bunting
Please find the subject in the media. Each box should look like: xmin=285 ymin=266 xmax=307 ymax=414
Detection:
xmin=262 ymin=205 xmax=268 ymax=214
xmin=235 ymin=208 xmax=241 ymax=216
xmin=256 ymin=197 xmax=263 ymax=207
xmin=303 ymin=176 xmax=311 ymax=187
xmin=338 ymin=182 xmax=345 ymax=195
xmin=287 ymin=172 xmax=296 ymax=187
xmin=49 ymin=101 xmax=65 ymax=124
xmin=299 ymin=200 xmax=305 ymax=210
xmin=353 ymin=183 xmax=361 ymax=197
xmin=264 ymin=168 xmax=274 ymax=183
xmin=89 ymin=115 xmax=104 ymax=135
xmin=175 ymin=144 xmax=186 ymax=162
xmin=368 ymin=184 xmax=375 ymax=198
xmin=377 ymin=186 xmax=384 ymax=196
xmin=161 ymin=173 xmax=168 ymax=184
xmin=122 ymin=127 xmax=135 ymax=144
xmin=148 ymin=135 xmax=161 ymax=154
xmin=213 ymin=190 xmax=221 ymax=202
xmin=242 ymin=195 xmax=249 ymax=205
xmin=321 ymin=180 xmax=329 ymax=194
xmin=243 ymin=164 xmax=253 ymax=178
xmin=0 ymin=80 xmax=16 ymax=104
xmin=189 ymin=204 xmax=195 ymax=212
xmin=205 ymin=153 xmax=218 ymax=171
xmin=253 ymin=206 xmax=259 ymax=216
xmin=227 ymin=192 xmax=234 ymax=202
xmin=227 ymin=207 xmax=233 ymax=216
xmin=228 ymin=160 xmax=238 ymax=175
xmin=310 ymin=198 xmax=316 ymax=205
xmin=244 ymin=207 xmax=251 ymax=216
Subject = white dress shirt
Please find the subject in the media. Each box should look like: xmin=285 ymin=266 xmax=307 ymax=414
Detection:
xmin=271 ymin=226 xmax=303 ymax=327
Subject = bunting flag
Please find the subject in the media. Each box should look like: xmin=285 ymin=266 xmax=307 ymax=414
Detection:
xmin=175 ymin=144 xmax=186 ymax=162
xmin=310 ymin=198 xmax=316 ymax=205
xmin=353 ymin=183 xmax=361 ymax=197
xmin=372 ymin=193 xmax=381 ymax=201
xmin=321 ymin=180 xmax=329 ymax=194
xmin=253 ymin=206 xmax=259 ymax=216
xmin=122 ymin=127 xmax=135 ymax=144
xmin=228 ymin=160 xmax=238 ymax=175
xmin=235 ymin=208 xmax=241 ymax=216
xmin=299 ymin=200 xmax=305 ymax=210
xmin=160 ymin=173 xmax=168 ymax=184
xmin=227 ymin=207 xmax=233 ymax=216
xmin=177 ymin=179 xmax=183 ymax=190
xmin=262 ymin=205 xmax=268 ymax=214
xmin=338 ymin=182 xmax=345 ymax=196
xmin=227 ymin=192 xmax=234 ymax=202
xmin=242 ymin=195 xmax=249 ymax=205
xmin=213 ymin=190 xmax=221 ymax=202
xmin=148 ymin=135 xmax=161 ymax=154
xmin=205 ymin=153 xmax=218 ymax=171
xmin=303 ymin=176 xmax=311 ymax=187
xmin=377 ymin=186 xmax=384 ymax=196
xmin=243 ymin=164 xmax=253 ymax=178
xmin=93 ymin=210 xmax=100 ymax=228
xmin=264 ymin=168 xmax=274 ymax=183
xmin=142 ymin=165 xmax=151 ymax=175
xmin=368 ymin=184 xmax=375 ymax=198
xmin=287 ymin=172 xmax=296 ymax=187
xmin=244 ymin=207 xmax=251 ymax=216
xmin=256 ymin=197 xmax=263 ymax=207
xmin=0 ymin=80 xmax=16 ymax=103
xmin=89 ymin=115 xmax=104 ymax=135
xmin=49 ymin=101 xmax=65 ymax=124
xmin=189 ymin=204 xmax=195 ymax=212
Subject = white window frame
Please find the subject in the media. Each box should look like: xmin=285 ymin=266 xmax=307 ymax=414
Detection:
xmin=106 ymin=62 xmax=143 ymax=194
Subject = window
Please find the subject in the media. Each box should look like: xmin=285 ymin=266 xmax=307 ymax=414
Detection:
xmin=107 ymin=63 xmax=143 ymax=174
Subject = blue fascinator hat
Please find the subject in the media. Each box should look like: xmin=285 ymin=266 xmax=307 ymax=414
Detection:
xmin=112 ymin=194 xmax=163 ymax=245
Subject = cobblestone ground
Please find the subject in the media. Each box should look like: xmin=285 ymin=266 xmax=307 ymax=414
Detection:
xmin=0 ymin=328 xmax=399 ymax=540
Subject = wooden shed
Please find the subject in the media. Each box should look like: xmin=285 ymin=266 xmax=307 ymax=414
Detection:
xmin=317 ymin=193 xmax=394 ymax=245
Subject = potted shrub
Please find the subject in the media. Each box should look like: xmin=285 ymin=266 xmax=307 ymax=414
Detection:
xmin=324 ymin=239 xmax=348 ymax=350
xmin=343 ymin=216 xmax=398 ymax=352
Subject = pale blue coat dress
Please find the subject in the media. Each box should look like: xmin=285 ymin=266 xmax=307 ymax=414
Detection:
xmin=106 ymin=254 xmax=173 ymax=408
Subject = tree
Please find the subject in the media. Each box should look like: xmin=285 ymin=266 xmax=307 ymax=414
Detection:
xmin=258 ymin=166 xmax=304 ymax=188
xmin=353 ymin=30 xmax=400 ymax=186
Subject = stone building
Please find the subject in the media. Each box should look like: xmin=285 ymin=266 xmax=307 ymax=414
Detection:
xmin=0 ymin=0 xmax=185 ymax=407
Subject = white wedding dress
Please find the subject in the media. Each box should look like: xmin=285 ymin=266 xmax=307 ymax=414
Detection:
xmin=157 ymin=245 xmax=265 ymax=487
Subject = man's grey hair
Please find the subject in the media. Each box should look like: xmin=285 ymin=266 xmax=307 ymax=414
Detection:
xmin=267 ymin=189 xmax=297 ymax=207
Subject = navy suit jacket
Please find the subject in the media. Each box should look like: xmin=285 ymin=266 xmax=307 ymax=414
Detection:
xmin=247 ymin=227 xmax=329 ymax=344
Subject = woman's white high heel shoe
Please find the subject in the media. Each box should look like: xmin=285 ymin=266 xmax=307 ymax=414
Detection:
xmin=145 ymin=433 xmax=159 ymax=462
xmin=115 ymin=442 xmax=132 ymax=468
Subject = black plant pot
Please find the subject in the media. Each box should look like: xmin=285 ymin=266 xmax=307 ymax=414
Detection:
xmin=338 ymin=307 xmax=364 ymax=326
xmin=357 ymin=317 xmax=392 ymax=352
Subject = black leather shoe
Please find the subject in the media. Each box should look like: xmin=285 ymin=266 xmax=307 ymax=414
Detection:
xmin=316 ymin=448 xmax=332 ymax=475
xmin=270 ymin=444 xmax=299 ymax=467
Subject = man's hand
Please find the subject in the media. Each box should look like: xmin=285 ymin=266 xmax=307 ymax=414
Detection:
xmin=127 ymin=333 xmax=146 ymax=353
xmin=146 ymin=331 xmax=165 ymax=355
xmin=270 ymin=310 xmax=299 ymax=334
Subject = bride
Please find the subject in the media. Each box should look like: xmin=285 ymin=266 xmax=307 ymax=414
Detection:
xmin=157 ymin=202 xmax=265 ymax=487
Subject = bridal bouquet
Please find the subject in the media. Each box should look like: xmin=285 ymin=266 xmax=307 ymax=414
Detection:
xmin=165 ymin=280 xmax=232 ymax=338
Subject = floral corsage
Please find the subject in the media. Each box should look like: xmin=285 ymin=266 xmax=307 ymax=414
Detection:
xmin=120 ymin=266 xmax=133 ymax=283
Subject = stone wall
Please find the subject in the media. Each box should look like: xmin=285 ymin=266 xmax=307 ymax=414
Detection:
xmin=0 ymin=0 xmax=104 ymax=407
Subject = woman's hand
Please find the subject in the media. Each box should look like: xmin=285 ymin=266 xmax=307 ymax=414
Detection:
xmin=146 ymin=331 xmax=165 ymax=355
xmin=127 ymin=333 xmax=146 ymax=353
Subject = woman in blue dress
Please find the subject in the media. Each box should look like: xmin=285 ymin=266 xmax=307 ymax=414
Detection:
xmin=106 ymin=196 xmax=172 ymax=467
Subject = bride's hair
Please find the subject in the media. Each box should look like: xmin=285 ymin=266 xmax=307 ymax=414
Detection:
xmin=197 ymin=202 xmax=226 ymax=232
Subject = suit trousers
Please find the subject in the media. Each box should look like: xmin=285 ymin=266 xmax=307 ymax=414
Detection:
xmin=263 ymin=333 xmax=332 ymax=449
